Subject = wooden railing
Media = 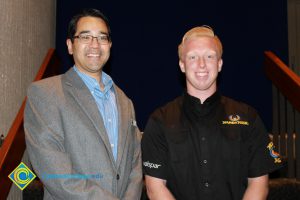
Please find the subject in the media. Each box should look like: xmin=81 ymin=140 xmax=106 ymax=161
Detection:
xmin=0 ymin=48 xmax=61 ymax=199
xmin=264 ymin=51 xmax=300 ymax=179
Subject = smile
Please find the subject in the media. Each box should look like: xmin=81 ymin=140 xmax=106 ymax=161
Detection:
xmin=87 ymin=53 xmax=100 ymax=57
xmin=195 ymin=72 xmax=208 ymax=77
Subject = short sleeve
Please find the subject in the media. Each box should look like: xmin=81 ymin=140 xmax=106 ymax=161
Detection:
xmin=247 ymin=115 xmax=283 ymax=177
xmin=141 ymin=117 xmax=168 ymax=179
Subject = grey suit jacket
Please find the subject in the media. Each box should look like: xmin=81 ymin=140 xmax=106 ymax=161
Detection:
xmin=24 ymin=68 xmax=143 ymax=200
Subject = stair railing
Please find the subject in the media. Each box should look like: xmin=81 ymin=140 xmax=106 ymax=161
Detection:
xmin=264 ymin=51 xmax=300 ymax=179
xmin=0 ymin=48 xmax=61 ymax=199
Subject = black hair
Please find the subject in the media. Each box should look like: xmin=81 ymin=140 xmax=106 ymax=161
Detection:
xmin=67 ymin=8 xmax=111 ymax=42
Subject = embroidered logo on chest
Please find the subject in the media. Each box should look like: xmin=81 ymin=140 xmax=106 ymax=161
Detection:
xmin=222 ymin=114 xmax=249 ymax=126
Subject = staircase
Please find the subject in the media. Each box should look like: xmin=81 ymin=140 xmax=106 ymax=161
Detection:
xmin=265 ymin=51 xmax=300 ymax=199
xmin=0 ymin=48 xmax=61 ymax=199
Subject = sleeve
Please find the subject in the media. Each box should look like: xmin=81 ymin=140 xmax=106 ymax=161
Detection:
xmin=141 ymin=115 xmax=169 ymax=180
xmin=24 ymin=84 xmax=119 ymax=200
xmin=247 ymin=115 xmax=283 ymax=178
xmin=122 ymin=101 xmax=143 ymax=200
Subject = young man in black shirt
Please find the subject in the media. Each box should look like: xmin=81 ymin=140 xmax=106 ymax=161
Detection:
xmin=141 ymin=26 xmax=282 ymax=200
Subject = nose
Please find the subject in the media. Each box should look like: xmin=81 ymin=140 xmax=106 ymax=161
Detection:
xmin=198 ymin=57 xmax=205 ymax=68
xmin=90 ymin=37 xmax=100 ymax=48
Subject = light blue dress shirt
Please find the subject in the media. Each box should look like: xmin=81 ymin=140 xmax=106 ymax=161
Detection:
xmin=74 ymin=66 xmax=119 ymax=161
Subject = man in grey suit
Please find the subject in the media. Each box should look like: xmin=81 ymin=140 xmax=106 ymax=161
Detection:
xmin=24 ymin=8 xmax=142 ymax=200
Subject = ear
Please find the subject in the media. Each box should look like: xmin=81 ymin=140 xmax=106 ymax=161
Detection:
xmin=179 ymin=60 xmax=185 ymax=73
xmin=66 ymin=39 xmax=73 ymax=55
xmin=218 ymin=59 xmax=223 ymax=72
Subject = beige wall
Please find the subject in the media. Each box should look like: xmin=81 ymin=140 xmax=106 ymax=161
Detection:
xmin=0 ymin=0 xmax=56 ymax=199
xmin=0 ymin=0 xmax=56 ymax=138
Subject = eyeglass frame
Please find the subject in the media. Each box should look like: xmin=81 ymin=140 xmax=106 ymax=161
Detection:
xmin=72 ymin=33 xmax=111 ymax=45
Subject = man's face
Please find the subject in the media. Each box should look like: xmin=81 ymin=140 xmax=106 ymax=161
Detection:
xmin=66 ymin=16 xmax=112 ymax=79
xmin=179 ymin=36 xmax=223 ymax=96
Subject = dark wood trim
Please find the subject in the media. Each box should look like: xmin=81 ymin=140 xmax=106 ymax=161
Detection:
xmin=296 ymin=112 xmax=300 ymax=180
xmin=0 ymin=48 xmax=60 ymax=199
xmin=264 ymin=51 xmax=300 ymax=113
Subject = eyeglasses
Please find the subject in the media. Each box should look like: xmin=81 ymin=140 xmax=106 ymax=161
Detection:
xmin=73 ymin=34 xmax=111 ymax=45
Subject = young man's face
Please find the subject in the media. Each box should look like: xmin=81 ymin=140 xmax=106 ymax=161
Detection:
xmin=66 ymin=16 xmax=112 ymax=80
xmin=179 ymin=36 xmax=223 ymax=96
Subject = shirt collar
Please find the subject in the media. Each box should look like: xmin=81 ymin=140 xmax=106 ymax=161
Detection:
xmin=183 ymin=90 xmax=221 ymax=117
xmin=73 ymin=66 xmax=114 ymax=96
xmin=184 ymin=90 xmax=221 ymax=105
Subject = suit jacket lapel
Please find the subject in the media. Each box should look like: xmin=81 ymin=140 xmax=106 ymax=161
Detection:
xmin=62 ymin=68 xmax=116 ymax=164
xmin=114 ymin=85 xmax=130 ymax=168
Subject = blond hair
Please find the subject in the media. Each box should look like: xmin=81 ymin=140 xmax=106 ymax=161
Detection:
xmin=178 ymin=25 xmax=223 ymax=59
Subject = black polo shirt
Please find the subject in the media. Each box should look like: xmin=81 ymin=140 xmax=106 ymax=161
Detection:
xmin=141 ymin=92 xmax=282 ymax=200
